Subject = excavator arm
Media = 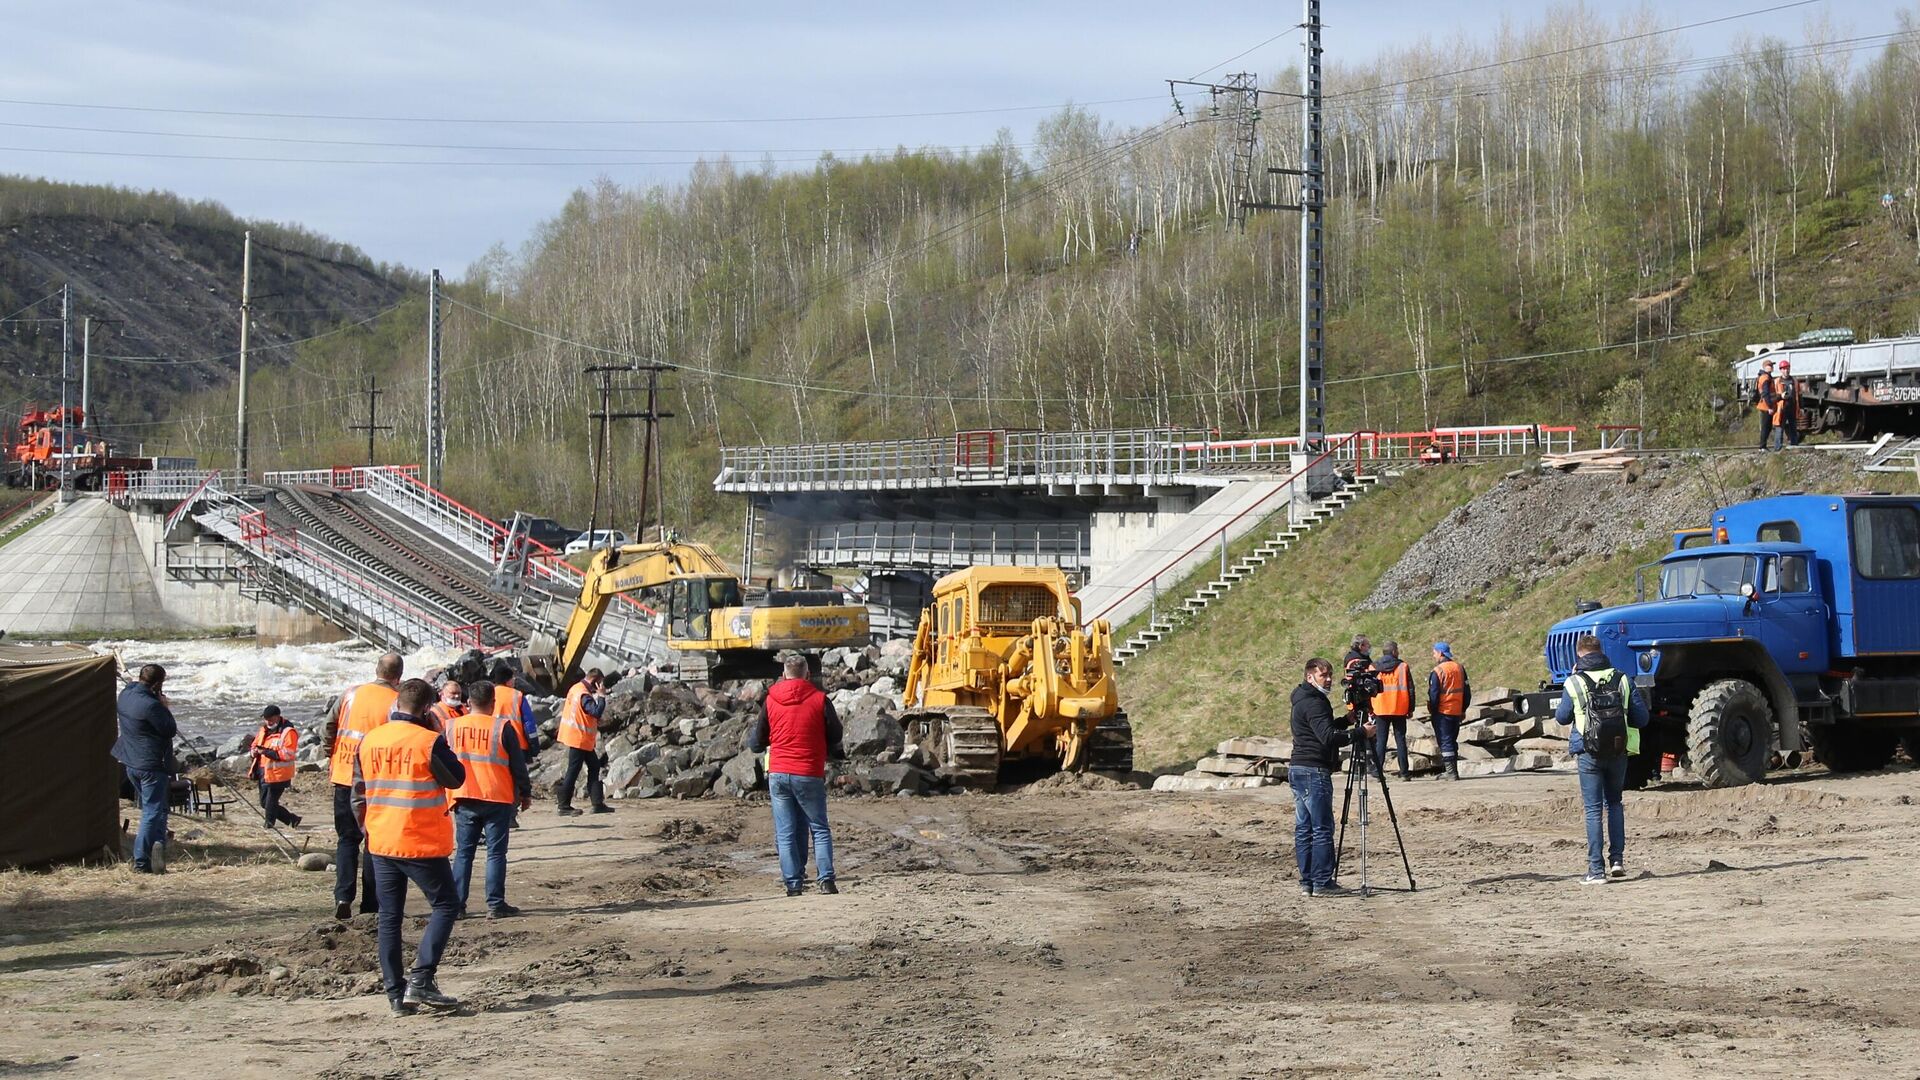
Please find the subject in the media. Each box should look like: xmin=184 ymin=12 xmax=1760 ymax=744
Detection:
xmin=553 ymin=541 xmax=735 ymax=688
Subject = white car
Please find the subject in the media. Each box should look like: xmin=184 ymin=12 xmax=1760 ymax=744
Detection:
xmin=563 ymin=529 xmax=629 ymax=555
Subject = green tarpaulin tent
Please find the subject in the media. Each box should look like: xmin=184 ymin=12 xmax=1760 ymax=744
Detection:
xmin=0 ymin=643 xmax=119 ymax=868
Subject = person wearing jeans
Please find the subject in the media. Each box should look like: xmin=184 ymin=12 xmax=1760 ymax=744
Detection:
xmin=1555 ymin=635 xmax=1649 ymax=884
xmin=749 ymin=655 xmax=845 ymax=896
xmin=1289 ymin=657 xmax=1371 ymax=897
xmin=112 ymin=664 xmax=177 ymax=873
xmin=448 ymin=679 xmax=532 ymax=919
xmin=768 ymin=772 xmax=835 ymax=893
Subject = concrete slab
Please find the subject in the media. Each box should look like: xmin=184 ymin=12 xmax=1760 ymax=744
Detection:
xmin=0 ymin=498 xmax=178 ymax=636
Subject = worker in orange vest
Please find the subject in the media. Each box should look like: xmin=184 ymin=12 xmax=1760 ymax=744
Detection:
xmin=427 ymin=680 xmax=466 ymax=734
xmin=449 ymin=681 xmax=531 ymax=918
xmin=489 ymin=662 xmax=538 ymax=751
xmin=249 ymin=705 xmax=302 ymax=829
xmin=1755 ymin=360 xmax=1779 ymax=450
xmin=353 ymin=678 xmax=466 ymax=1016
xmin=325 ymin=652 xmax=403 ymax=921
xmin=1369 ymin=642 xmax=1417 ymax=781
xmin=1774 ymin=359 xmax=1802 ymax=448
xmin=1427 ymin=642 xmax=1472 ymax=781
xmin=553 ymin=669 xmax=610 ymax=817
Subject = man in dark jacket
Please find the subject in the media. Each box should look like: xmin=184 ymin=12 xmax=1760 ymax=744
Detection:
xmin=112 ymin=664 xmax=177 ymax=873
xmin=1290 ymin=658 xmax=1372 ymax=897
xmin=748 ymin=655 xmax=844 ymax=897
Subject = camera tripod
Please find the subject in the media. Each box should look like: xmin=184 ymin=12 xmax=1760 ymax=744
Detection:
xmin=1333 ymin=704 xmax=1417 ymax=895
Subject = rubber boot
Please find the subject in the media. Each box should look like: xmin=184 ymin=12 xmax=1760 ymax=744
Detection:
xmin=554 ymin=779 xmax=580 ymax=816
xmin=588 ymin=775 xmax=613 ymax=813
xmin=1442 ymin=759 xmax=1460 ymax=781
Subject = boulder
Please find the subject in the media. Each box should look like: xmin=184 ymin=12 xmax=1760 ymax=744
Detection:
xmin=1214 ymin=736 xmax=1291 ymax=759
xmin=666 ymin=765 xmax=721 ymax=799
xmin=867 ymin=675 xmax=898 ymax=698
xmin=876 ymin=638 xmax=913 ymax=677
xmin=216 ymin=732 xmax=254 ymax=758
xmin=720 ymin=750 xmax=761 ymax=793
xmin=606 ymin=744 xmax=664 ymax=792
xmin=865 ymin=762 xmax=935 ymax=795
xmin=840 ymin=696 xmax=905 ymax=756
xmin=1151 ymin=774 xmax=1276 ymax=792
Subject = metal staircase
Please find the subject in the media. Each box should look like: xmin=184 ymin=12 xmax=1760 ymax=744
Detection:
xmin=1113 ymin=471 xmax=1397 ymax=665
xmin=1862 ymin=434 xmax=1920 ymax=473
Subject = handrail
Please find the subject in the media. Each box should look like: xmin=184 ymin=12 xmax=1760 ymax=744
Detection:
xmin=1086 ymin=432 xmax=1366 ymax=625
xmin=0 ymin=492 xmax=50 ymax=531
xmin=164 ymin=470 xmax=226 ymax=534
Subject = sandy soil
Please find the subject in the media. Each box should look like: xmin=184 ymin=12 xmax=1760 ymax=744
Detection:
xmin=3 ymin=765 xmax=1918 ymax=1079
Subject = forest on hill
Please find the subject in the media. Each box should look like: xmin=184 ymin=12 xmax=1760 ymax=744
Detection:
xmin=73 ymin=8 xmax=1920 ymax=529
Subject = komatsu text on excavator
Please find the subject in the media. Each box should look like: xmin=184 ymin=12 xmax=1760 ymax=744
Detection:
xmin=524 ymin=540 xmax=869 ymax=691
xmin=901 ymin=565 xmax=1130 ymax=787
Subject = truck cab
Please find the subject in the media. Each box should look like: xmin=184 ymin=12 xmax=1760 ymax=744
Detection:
xmin=1537 ymin=494 xmax=1920 ymax=787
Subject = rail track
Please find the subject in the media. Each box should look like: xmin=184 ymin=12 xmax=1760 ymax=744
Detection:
xmin=269 ymin=483 xmax=533 ymax=647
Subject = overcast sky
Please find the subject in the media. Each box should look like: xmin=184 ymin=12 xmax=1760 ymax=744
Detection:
xmin=0 ymin=0 xmax=1881 ymax=274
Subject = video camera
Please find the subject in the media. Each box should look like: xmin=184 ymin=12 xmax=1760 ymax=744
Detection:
xmin=1342 ymin=657 xmax=1383 ymax=713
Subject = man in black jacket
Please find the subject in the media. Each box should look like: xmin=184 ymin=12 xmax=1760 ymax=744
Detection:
xmin=1290 ymin=658 xmax=1372 ymax=897
xmin=112 ymin=664 xmax=177 ymax=873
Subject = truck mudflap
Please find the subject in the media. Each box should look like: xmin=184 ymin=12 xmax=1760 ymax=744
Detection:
xmin=1512 ymin=688 xmax=1562 ymax=720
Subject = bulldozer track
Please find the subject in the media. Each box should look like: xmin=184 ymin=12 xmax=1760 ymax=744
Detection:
xmin=270 ymin=484 xmax=532 ymax=647
xmin=1087 ymin=712 xmax=1134 ymax=774
xmin=902 ymin=706 xmax=1003 ymax=789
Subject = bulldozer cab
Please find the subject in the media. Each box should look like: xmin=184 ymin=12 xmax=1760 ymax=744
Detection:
xmin=925 ymin=568 xmax=1073 ymax=681
xmin=666 ymin=574 xmax=744 ymax=643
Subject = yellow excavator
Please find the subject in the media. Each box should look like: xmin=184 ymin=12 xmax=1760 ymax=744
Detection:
xmin=525 ymin=540 xmax=869 ymax=690
xmin=901 ymin=565 xmax=1129 ymax=787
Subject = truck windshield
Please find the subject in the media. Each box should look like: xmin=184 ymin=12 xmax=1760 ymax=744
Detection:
xmin=1660 ymin=554 xmax=1753 ymax=598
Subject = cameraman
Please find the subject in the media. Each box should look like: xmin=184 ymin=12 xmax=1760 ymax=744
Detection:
xmin=1290 ymin=658 xmax=1374 ymax=898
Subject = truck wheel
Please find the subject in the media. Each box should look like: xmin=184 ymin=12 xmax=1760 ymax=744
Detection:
xmin=1808 ymin=726 xmax=1898 ymax=773
xmin=1687 ymin=679 xmax=1772 ymax=788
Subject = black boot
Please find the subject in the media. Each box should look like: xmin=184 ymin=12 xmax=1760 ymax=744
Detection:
xmin=1443 ymin=760 xmax=1460 ymax=781
xmin=403 ymin=978 xmax=459 ymax=1010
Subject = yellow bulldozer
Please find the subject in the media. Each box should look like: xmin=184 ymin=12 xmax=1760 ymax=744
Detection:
xmin=525 ymin=540 xmax=869 ymax=690
xmin=900 ymin=565 xmax=1129 ymax=787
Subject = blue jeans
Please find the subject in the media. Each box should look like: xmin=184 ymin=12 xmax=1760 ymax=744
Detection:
xmin=768 ymin=772 xmax=835 ymax=888
xmin=1433 ymin=713 xmax=1463 ymax=763
xmin=1288 ymin=765 xmax=1336 ymax=888
xmin=1372 ymin=715 xmax=1409 ymax=775
xmin=125 ymin=767 xmax=170 ymax=869
xmin=452 ymin=800 xmax=513 ymax=912
xmin=371 ymin=854 xmax=459 ymax=999
xmin=1577 ymin=753 xmax=1628 ymax=876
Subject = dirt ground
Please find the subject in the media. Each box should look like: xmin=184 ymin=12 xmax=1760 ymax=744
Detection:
xmin=3 ymin=765 xmax=1919 ymax=1079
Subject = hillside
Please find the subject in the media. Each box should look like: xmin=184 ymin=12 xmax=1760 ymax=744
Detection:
xmin=121 ymin=14 xmax=1920 ymax=536
xmin=0 ymin=176 xmax=414 ymax=441
xmin=1118 ymin=451 xmax=1920 ymax=769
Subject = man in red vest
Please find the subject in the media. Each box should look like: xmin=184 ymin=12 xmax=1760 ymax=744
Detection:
xmin=748 ymin=655 xmax=844 ymax=896
xmin=353 ymin=678 xmax=466 ymax=1015
xmin=449 ymin=681 xmax=531 ymax=918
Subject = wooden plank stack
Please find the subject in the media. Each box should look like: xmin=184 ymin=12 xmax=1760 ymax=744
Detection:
xmin=1541 ymin=449 xmax=1635 ymax=473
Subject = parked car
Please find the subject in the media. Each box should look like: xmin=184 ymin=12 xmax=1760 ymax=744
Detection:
xmin=521 ymin=517 xmax=576 ymax=550
xmin=564 ymin=529 xmax=629 ymax=555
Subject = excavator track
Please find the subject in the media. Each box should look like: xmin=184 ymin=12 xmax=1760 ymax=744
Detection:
xmin=1086 ymin=711 xmax=1134 ymax=774
xmin=901 ymin=706 xmax=1003 ymax=789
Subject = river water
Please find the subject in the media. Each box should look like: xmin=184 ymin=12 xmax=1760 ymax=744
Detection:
xmin=95 ymin=639 xmax=462 ymax=745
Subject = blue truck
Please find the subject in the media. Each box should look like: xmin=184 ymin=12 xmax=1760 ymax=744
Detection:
xmin=1529 ymin=494 xmax=1920 ymax=788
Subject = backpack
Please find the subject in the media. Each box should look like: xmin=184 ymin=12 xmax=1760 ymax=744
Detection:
xmin=1573 ymin=670 xmax=1630 ymax=759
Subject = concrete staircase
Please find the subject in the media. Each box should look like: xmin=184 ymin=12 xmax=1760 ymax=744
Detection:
xmin=1113 ymin=472 xmax=1397 ymax=665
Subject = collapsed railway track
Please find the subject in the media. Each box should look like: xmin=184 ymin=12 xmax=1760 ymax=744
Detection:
xmin=269 ymin=483 xmax=534 ymax=648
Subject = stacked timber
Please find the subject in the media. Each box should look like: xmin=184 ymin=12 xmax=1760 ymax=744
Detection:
xmin=1541 ymin=449 xmax=1635 ymax=473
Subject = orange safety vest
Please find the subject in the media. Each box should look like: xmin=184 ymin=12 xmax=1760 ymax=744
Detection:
xmin=254 ymin=724 xmax=298 ymax=784
xmin=426 ymin=701 xmax=464 ymax=734
xmin=359 ymin=721 xmax=453 ymax=859
xmin=449 ymin=711 xmax=518 ymax=805
xmin=557 ymin=683 xmax=599 ymax=752
xmin=329 ymin=682 xmax=398 ymax=786
xmin=1371 ymin=663 xmax=1413 ymax=717
xmin=1433 ymin=659 xmax=1468 ymax=716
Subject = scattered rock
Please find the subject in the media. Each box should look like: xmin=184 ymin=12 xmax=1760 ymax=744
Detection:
xmin=296 ymin=852 xmax=332 ymax=872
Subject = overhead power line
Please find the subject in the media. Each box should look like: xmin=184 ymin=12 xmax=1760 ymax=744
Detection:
xmin=1329 ymin=0 xmax=1828 ymax=100
xmin=1191 ymin=26 xmax=1304 ymax=81
xmin=0 ymin=95 xmax=1164 ymax=127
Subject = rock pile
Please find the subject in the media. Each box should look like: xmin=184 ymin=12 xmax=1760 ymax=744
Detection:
xmin=1155 ymin=687 xmax=1574 ymax=792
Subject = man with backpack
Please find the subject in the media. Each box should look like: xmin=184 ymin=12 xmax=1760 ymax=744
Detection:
xmin=1555 ymin=635 xmax=1650 ymax=884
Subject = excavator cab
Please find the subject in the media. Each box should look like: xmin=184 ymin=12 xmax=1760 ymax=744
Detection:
xmin=668 ymin=575 xmax=743 ymax=641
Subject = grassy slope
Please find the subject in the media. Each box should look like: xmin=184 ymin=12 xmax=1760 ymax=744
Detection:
xmin=1119 ymin=453 xmax=1920 ymax=770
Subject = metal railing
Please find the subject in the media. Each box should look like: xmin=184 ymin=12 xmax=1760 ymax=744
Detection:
xmin=805 ymin=520 xmax=1087 ymax=570
xmin=105 ymin=469 xmax=232 ymax=508
xmin=720 ymin=422 xmax=1592 ymax=492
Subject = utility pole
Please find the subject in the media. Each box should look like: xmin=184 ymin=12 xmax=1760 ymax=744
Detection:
xmin=347 ymin=376 xmax=391 ymax=466
xmin=1297 ymin=0 xmax=1326 ymax=447
xmin=58 ymin=283 xmax=71 ymax=503
xmin=236 ymin=230 xmax=253 ymax=479
xmin=1168 ymin=0 xmax=1326 ymax=446
xmin=81 ymin=316 xmax=91 ymax=421
xmin=425 ymin=268 xmax=444 ymax=489
xmin=582 ymin=362 xmax=674 ymax=551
